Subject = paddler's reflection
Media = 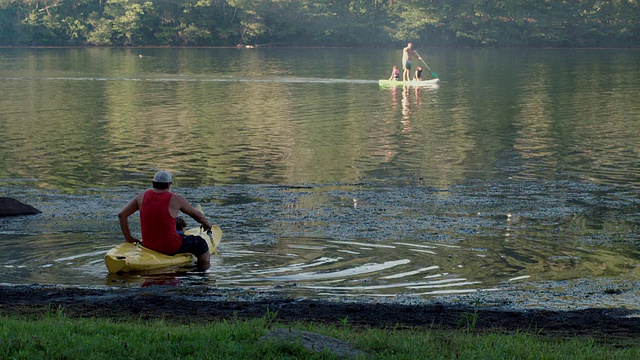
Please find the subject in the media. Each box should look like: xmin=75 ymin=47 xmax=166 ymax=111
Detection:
xmin=401 ymin=87 xmax=412 ymax=132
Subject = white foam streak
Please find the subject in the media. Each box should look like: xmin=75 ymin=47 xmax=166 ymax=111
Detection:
xmin=328 ymin=240 xmax=396 ymax=249
xmin=380 ymin=266 xmax=440 ymax=279
xmin=262 ymin=259 xmax=410 ymax=281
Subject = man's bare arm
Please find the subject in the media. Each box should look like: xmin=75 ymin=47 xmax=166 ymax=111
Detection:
xmin=175 ymin=195 xmax=212 ymax=231
xmin=118 ymin=195 xmax=141 ymax=243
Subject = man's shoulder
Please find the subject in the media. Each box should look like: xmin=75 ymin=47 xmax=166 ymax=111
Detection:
xmin=139 ymin=188 xmax=157 ymax=197
xmin=169 ymin=192 xmax=188 ymax=203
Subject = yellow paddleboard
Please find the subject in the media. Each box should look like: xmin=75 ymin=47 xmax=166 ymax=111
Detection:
xmin=105 ymin=225 xmax=222 ymax=274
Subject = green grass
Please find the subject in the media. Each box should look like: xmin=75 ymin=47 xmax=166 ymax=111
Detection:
xmin=1 ymin=309 xmax=639 ymax=359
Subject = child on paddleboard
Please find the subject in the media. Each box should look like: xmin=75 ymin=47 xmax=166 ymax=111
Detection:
xmin=414 ymin=66 xmax=423 ymax=81
xmin=389 ymin=65 xmax=400 ymax=81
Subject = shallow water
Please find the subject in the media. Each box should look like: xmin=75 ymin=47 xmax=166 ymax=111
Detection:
xmin=1 ymin=48 xmax=640 ymax=300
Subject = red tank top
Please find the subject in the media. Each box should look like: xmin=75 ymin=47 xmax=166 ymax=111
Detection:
xmin=140 ymin=190 xmax=182 ymax=254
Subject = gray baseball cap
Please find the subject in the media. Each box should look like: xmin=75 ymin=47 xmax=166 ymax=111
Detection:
xmin=153 ymin=170 xmax=173 ymax=183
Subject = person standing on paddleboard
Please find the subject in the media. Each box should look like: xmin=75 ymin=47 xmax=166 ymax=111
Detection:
xmin=402 ymin=42 xmax=422 ymax=82
xmin=118 ymin=171 xmax=214 ymax=270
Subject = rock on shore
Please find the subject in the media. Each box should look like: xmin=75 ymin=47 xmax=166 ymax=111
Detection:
xmin=0 ymin=197 xmax=41 ymax=217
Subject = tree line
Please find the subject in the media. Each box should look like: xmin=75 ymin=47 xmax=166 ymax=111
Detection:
xmin=1 ymin=0 xmax=639 ymax=47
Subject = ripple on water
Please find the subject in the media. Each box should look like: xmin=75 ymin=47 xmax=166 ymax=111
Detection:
xmin=1 ymin=178 xmax=640 ymax=300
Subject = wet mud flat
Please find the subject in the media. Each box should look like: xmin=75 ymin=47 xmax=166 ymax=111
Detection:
xmin=2 ymin=284 xmax=640 ymax=339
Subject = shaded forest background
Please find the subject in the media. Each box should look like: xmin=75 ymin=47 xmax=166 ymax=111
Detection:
xmin=1 ymin=0 xmax=639 ymax=47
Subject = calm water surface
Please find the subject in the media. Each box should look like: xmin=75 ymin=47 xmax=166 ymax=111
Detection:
xmin=1 ymin=47 xmax=640 ymax=300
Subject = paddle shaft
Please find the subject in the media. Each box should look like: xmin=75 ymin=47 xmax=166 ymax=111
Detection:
xmin=197 ymin=204 xmax=220 ymax=253
xmin=413 ymin=50 xmax=438 ymax=79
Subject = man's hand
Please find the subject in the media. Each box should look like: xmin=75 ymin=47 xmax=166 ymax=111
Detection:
xmin=200 ymin=221 xmax=212 ymax=233
xmin=125 ymin=236 xmax=140 ymax=243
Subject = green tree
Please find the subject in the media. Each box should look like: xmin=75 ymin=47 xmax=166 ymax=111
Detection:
xmin=175 ymin=0 xmax=238 ymax=46
xmin=87 ymin=0 xmax=155 ymax=45
xmin=0 ymin=1 xmax=21 ymax=45
xmin=2 ymin=0 xmax=640 ymax=47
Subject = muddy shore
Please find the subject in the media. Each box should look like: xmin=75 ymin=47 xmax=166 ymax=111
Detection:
xmin=2 ymin=284 xmax=640 ymax=339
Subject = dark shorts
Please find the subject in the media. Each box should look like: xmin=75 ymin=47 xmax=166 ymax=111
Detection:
xmin=175 ymin=235 xmax=208 ymax=257
xmin=405 ymin=60 xmax=412 ymax=70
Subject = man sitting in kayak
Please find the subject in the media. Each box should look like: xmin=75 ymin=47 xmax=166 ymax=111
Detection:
xmin=118 ymin=170 xmax=213 ymax=270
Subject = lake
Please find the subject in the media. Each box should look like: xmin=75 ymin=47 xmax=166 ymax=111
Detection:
xmin=1 ymin=47 xmax=639 ymax=300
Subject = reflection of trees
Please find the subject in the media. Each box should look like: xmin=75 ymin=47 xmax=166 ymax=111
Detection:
xmin=451 ymin=213 xmax=640 ymax=284
xmin=512 ymin=51 xmax=640 ymax=185
xmin=0 ymin=50 xmax=113 ymax=190
xmin=2 ymin=48 xmax=639 ymax=191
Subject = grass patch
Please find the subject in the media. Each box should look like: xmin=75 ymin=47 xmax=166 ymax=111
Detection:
xmin=1 ymin=308 xmax=640 ymax=359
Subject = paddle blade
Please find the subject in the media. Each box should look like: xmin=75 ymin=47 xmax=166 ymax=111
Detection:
xmin=207 ymin=226 xmax=222 ymax=255
xmin=195 ymin=204 xmax=221 ymax=254
xmin=431 ymin=72 xmax=439 ymax=79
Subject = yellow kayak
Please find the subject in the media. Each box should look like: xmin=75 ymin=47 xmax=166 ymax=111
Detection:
xmin=105 ymin=225 xmax=222 ymax=274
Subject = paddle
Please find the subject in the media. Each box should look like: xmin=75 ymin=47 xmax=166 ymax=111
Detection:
xmin=197 ymin=204 xmax=220 ymax=254
xmin=413 ymin=50 xmax=438 ymax=79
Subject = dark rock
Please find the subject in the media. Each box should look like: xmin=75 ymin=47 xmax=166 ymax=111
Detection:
xmin=0 ymin=197 xmax=41 ymax=217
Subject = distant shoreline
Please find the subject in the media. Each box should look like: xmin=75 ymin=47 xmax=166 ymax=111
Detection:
xmin=1 ymin=46 xmax=639 ymax=50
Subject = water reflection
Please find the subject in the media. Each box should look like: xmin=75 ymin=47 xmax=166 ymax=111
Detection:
xmin=1 ymin=48 xmax=640 ymax=299
xmin=1 ymin=177 xmax=640 ymax=298
xmin=2 ymin=49 xmax=639 ymax=189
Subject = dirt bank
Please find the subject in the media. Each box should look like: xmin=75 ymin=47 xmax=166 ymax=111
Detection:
xmin=1 ymin=284 xmax=640 ymax=339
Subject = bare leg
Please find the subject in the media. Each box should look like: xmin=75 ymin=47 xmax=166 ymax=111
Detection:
xmin=196 ymin=252 xmax=211 ymax=271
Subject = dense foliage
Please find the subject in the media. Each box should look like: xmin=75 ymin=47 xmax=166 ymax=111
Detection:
xmin=1 ymin=0 xmax=639 ymax=47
